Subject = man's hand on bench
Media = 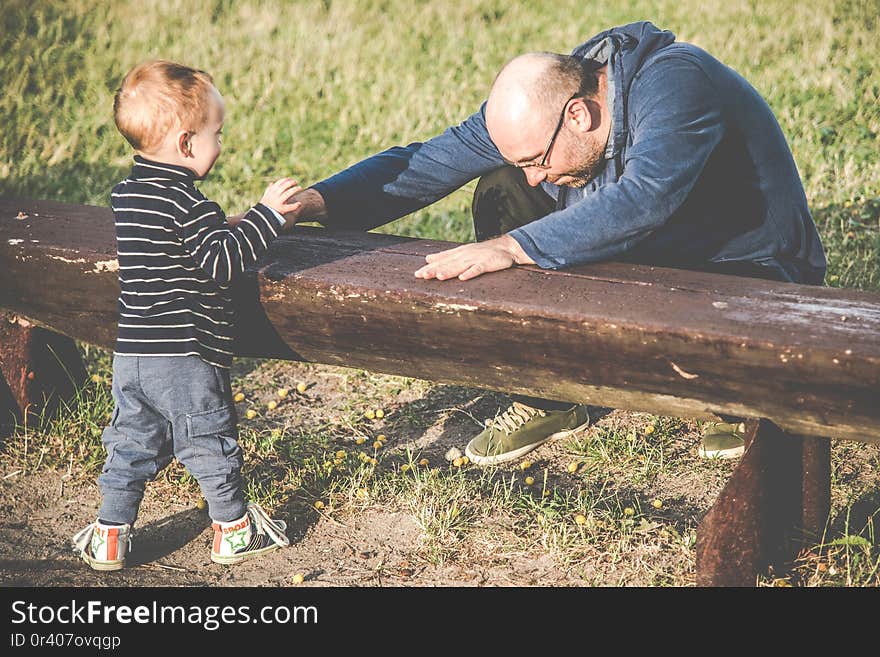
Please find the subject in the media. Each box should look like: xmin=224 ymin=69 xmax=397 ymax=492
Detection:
xmin=415 ymin=234 xmax=535 ymax=281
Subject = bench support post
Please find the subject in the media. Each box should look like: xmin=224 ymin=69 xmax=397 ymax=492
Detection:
xmin=0 ymin=313 xmax=88 ymax=440
xmin=695 ymin=419 xmax=831 ymax=586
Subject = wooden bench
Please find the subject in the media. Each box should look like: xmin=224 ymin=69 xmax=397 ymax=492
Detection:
xmin=2 ymin=197 xmax=878 ymax=585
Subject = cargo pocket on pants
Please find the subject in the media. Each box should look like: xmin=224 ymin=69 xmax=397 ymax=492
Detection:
xmin=183 ymin=405 xmax=243 ymax=481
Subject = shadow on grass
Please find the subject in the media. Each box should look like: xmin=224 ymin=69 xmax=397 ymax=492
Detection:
xmin=829 ymin=487 xmax=880 ymax=545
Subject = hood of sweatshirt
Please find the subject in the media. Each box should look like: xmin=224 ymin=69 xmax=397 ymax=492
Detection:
xmin=570 ymin=21 xmax=676 ymax=160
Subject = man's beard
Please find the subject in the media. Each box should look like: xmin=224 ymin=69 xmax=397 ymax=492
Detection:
xmin=558 ymin=134 xmax=605 ymax=188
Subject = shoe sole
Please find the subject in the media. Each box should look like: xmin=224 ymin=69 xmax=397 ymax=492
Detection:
xmin=698 ymin=445 xmax=745 ymax=459
xmin=211 ymin=543 xmax=281 ymax=565
xmin=465 ymin=420 xmax=591 ymax=466
xmin=79 ymin=552 xmax=125 ymax=571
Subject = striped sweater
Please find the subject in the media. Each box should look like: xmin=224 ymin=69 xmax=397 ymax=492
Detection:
xmin=110 ymin=156 xmax=285 ymax=368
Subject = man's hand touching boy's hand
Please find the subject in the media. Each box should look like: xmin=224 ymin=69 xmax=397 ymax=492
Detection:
xmin=261 ymin=177 xmax=304 ymax=228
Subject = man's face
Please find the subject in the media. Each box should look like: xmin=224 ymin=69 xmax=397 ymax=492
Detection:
xmin=488 ymin=100 xmax=606 ymax=189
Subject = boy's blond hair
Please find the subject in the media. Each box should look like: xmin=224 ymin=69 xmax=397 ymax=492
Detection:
xmin=113 ymin=60 xmax=215 ymax=153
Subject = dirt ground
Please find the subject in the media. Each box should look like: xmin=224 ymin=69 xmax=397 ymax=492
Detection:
xmin=1 ymin=360 xmax=878 ymax=587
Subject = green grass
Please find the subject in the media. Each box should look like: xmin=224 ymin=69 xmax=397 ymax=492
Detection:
xmin=1 ymin=1 xmax=878 ymax=586
xmin=2 ymin=0 xmax=878 ymax=287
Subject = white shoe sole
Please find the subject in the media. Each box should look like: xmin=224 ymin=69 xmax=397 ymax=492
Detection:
xmin=465 ymin=419 xmax=591 ymax=466
xmin=211 ymin=543 xmax=282 ymax=565
xmin=698 ymin=445 xmax=745 ymax=459
xmin=79 ymin=552 xmax=125 ymax=571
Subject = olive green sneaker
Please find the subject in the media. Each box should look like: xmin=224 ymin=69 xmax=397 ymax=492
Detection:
xmin=698 ymin=422 xmax=746 ymax=459
xmin=465 ymin=402 xmax=590 ymax=466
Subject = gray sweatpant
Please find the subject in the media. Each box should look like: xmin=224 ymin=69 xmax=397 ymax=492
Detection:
xmin=98 ymin=355 xmax=246 ymax=525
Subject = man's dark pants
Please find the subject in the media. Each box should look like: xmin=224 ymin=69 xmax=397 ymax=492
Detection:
xmin=470 ymin=165 xmax=794 ymax=414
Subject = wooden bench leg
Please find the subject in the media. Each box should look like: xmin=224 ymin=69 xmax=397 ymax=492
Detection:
xmin=0 ymin=313 xmax=88 ymax=439
xmin=801 ymin=436 xmax=831 ymax=543
xmin=695 ymin=418 xmax=831 ymax=586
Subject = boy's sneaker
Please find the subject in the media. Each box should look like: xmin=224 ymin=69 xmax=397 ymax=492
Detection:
xmin=465 ymin=402 xmax=591 ymax=465
xmin=72 ymin=520 xmax=131 ymax=571
xmin=211 ymin=502 xmax=290 ymax=565
xmin=698 ymin=422 xmax=747 ymax=459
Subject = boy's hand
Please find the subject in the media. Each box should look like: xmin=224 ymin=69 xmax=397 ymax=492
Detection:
xmin=260 ymin=177 xmax=303 ymax=227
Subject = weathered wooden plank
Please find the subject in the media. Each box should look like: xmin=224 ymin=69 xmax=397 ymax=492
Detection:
xmin=1 ymin=198 xmax=879 ymax=442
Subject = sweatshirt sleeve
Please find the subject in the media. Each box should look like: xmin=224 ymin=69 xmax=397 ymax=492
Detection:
xmin=509 ymin=57 xmax=725 ymax=268
xmin=176 ymin=200 xmax=281 ymax=286
xmin=312 ymin=103 xmax=505 ymax=231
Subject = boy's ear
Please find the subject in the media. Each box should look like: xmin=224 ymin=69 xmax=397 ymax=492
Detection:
xmin=177 ymin=131 xmax=193 ymax=158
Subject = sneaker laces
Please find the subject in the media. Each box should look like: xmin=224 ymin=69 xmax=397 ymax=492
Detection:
xmin=488 ymin=402 xmax=546 ymax=435
xmin=246 ymin=503 xmax=290 ymax=548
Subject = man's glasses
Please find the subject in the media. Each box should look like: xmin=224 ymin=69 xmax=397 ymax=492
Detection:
xmin=504 ymin=92 xmax=580 ymax=170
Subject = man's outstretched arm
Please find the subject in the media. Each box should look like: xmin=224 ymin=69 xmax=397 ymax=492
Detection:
xmin=312 ymin=105 xmax=504 ymax=231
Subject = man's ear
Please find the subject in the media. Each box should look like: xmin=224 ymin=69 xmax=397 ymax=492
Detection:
xmin=177 ymin=131 xmax=193 ymax=158
xmin=569 ymin=98 xmax=594 ymax=134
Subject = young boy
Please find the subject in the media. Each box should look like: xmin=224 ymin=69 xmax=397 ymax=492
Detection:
xmin=73 ymin=60 xmax=301 ymax=570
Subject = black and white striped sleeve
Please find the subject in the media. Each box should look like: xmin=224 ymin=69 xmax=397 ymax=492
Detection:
xmin=176 ymin=201 xmax=284 ymax=285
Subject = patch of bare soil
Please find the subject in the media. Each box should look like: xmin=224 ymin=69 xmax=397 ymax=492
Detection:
xmin=1 ymin=360 xmax=878 ymax=587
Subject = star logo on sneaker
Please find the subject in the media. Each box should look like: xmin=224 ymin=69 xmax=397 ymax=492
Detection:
xmin=225 ymin=529 xmax=248 ymax=551
xmin=91 ymin=532 xmax=105 ymax=555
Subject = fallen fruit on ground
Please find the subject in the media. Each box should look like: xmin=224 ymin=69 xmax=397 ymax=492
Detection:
xmin=292 ymin=573 xmax=305 ymax=584
xmin=574 ymin=514 xmax=587 ymax=525
xmin=245 ymin=409 xmax=257 ymax=420
xmin=277 ymin=388 xmax=289 ymax=398
xmin=233 ymin=392 xmax=245 ymax=402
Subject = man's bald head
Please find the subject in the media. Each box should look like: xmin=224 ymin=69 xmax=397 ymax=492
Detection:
xmin=486 ymin=53 xmax=598 ymax=141
xmin=485 ymin=52 xmax=600 ymax=171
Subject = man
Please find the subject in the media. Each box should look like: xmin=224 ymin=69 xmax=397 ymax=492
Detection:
xmin=285 ymin=21 xmax=826 ymax=464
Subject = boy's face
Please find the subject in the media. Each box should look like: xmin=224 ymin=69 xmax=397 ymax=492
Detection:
xmin=187 ymin=86 xmax=225 ymax=178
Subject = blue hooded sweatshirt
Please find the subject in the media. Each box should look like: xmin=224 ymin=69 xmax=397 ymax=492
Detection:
xmin=312 ymin=21 xmax=826 ymax=284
